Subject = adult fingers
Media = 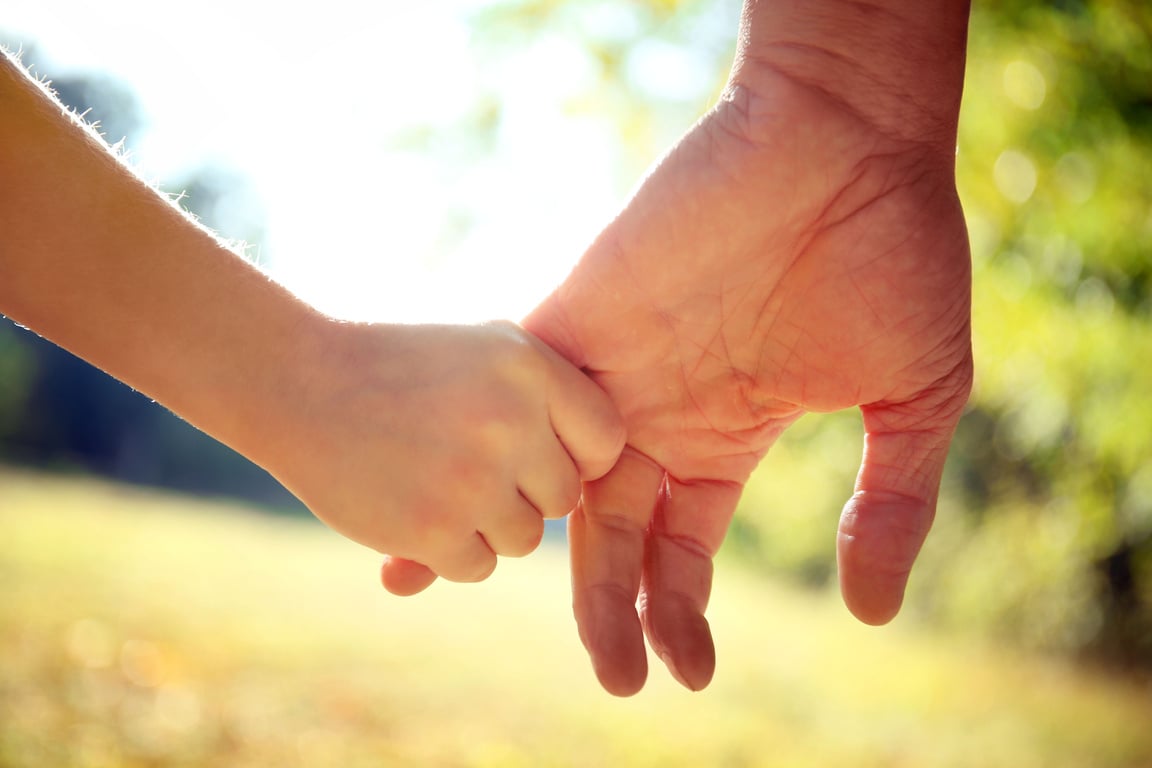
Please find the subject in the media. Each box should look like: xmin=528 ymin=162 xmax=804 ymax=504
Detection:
xmin=640 ymin=477 xmax=742 ymax=692
xmin=838 ymin=379 xmax=970 ymax=624
xmin=381 ymin=493 xmax=543 ymax=595
xmin=380 ymin=555 xmax=438 ymax=596
xmin=571 ymin=448 xmax=665 ymax=697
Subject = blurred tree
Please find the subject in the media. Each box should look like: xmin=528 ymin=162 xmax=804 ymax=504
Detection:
xmin=463 ymin=0 xmax=737 ymax=180
xmin=0 ymin=323 xmax=34 ymax=443
xmin=923 ymin=0 xmax=1152 ymax=667
xmin=46 ymin=69 xmax=143 ymax=151
xmin=169 ymin=163 xmax=267 ymax=265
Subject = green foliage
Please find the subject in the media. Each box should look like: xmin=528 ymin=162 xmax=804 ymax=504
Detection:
xmin=915 ymin=0 xmax=1152 ymax=662
xmin=720 ymin=411 xmax=860 ymax=588
xmin=0 ymin=322 xmax=35 ymax=439
xmin=464 ymin=0 xmax=737 ymax=179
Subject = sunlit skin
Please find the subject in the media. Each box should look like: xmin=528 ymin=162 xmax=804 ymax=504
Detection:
xmin=276 ymin=321 xmax=626 ymax=583
xmin=527 ymin=1 xmax=972 ymax=695
xmin=0 ymin=51 xmax=625 ymax=585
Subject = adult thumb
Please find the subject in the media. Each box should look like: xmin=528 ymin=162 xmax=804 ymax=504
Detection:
xmin=522 ymin=292 xmax=588 ymax=370
xmin=837 ymin=388 xmax=968 ymax=625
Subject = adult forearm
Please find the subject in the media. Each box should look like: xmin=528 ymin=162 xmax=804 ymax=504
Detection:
xmin=731 ymin=0 xmax=971 ymax=149
xmin=0 ymin=52 xmax=323 ymax=459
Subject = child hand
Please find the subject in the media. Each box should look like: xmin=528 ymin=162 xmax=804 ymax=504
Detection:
xmin=266 ymin=319 xmax=625 ymax=589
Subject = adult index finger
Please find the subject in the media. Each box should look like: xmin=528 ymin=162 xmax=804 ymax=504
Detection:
xmin=570 ymin=448 xmax=664 ymax=696
xmin=639 ymin=476 xmax=740 ymax=692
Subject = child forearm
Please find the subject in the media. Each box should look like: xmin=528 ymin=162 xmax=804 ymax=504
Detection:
xmin=0 ymin=51 xmax=324 ymax=461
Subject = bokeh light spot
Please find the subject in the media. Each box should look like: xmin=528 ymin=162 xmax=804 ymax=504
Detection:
xmin=120 ymin=638 xmax=166 ymax=688
xmin=994 ymin=149 xmax=1038 ymax=203
xmin=65 ymin=618 xmax=116 ymax=669
xmin=1054 ymin=152 xmax=1097 ymax=204
xmin=1074 ymin=276 xmax=1115 ymax=318
xmin=1003 ymin=59 xmax=1047 ymax=110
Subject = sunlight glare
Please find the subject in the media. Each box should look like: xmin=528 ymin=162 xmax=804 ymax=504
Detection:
xmin=4 ymin=0 xmax=622 ymax=324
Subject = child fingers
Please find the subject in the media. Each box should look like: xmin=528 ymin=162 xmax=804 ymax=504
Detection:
xmin=477 ymin=492 xmax=547 ymax=558
xmin=379 ymin=555 xmax=439 ymax=596
xmin=426 ymin=492 xmax=544 ymax=580
xmin=530 ymin=338 xmax=626 ymax=482
xmin=430 ymin=532 xmax=499 ymax=583
xmin=517 ymin=437 xmax=582 ymax=520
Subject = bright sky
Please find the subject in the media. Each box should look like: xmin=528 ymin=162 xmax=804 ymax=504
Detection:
xmin=3 ymin=1 xmax=632 ymax=323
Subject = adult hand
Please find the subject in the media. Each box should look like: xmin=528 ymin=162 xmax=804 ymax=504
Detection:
xmin=522 ymin=26 xmax=973 ymax=695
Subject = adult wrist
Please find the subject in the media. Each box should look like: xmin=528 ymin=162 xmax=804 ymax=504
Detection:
xmin=729 ymin=0 xmax=971 ymax=153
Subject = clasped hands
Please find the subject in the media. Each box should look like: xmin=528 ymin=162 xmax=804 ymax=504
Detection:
xmin=0 ymin=12 xmax=970 ymax=698
xmin=368 ymin=67 xmax=974 ymax=698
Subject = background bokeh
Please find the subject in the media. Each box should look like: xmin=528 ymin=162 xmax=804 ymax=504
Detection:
xmin=2 ymin=1 xmax=1151 ymax=766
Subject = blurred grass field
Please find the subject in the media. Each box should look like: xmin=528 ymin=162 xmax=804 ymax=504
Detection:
xmin=2 ymin=468 xmax=1151 ymax=768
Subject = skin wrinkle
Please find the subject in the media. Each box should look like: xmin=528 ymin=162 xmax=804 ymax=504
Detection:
xmin=662 ymin=396 xmax=757 ymax=468
xmin=810 ymin=153 xmax=926 ymax=236
xmin=695 ymin=312 xmax=739 ymax=402
xmin=770 ymin=319 xmax=805 ymax=387
xmin=843 ymin=488 xmax=935 ymax=540
xmin=889 ymin=327 xmax=970 ymax=392
xmin=773 ymin=173 xmax=966 ymax=410
xmin=860 ymin=435 xmax=953 ymax=492
xmin=652 ymin=518 xmax=723 ymax=561
xmin=669 ymin=435 xmax=759 ymax=462
xmin=674 ymin=421 xmax=779 ymax=465
xmin=652 ymin=474 xmax=739 ymax=565
xmin=548 ymin=284 xmax=592 ymax=370
xmin=706 ymin=97 xmax=833 ymax=244
xmin=742 ymin=43 xmax=954 ymax=150
xmin=720 ymin=254 xmax=805 ymax=418
xmin=672 ymin=285 xmax=783 ymax=447
xmin=869 ymin=461 xmax=941 ymax=502
xmin=580 ymin=582 xmax=645 ymax=635
xmin=739 ymin=49 xmax=895 ymax=141
xmin=871 ymin=369 xmax=971 ymax=432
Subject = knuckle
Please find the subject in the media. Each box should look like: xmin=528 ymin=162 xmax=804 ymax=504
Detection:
xmin=545 ymin=471 xmax=582 ymax=520
xmin=506 ymin=517 xmax=545 ymax=557
xmin=406 ymin=494 xmax=472 ymax=555
xmin=455 ymin=554 xmax=497 ymax=583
